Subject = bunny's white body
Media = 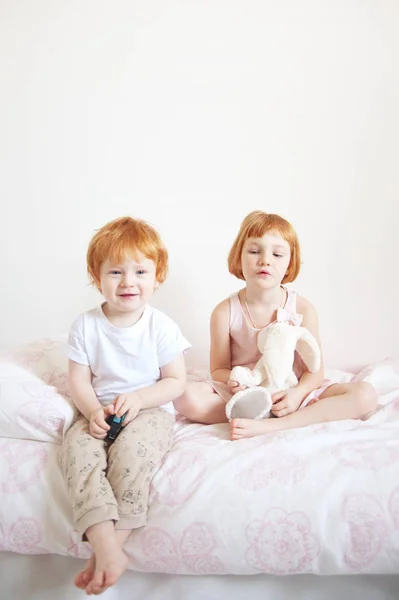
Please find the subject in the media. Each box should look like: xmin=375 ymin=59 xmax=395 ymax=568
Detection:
xmin=225 ymin=322 xmax=321 ymax=421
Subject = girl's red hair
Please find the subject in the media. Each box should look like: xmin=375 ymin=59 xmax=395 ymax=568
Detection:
xmin=228 ymin=211 xmax=301 ymax=282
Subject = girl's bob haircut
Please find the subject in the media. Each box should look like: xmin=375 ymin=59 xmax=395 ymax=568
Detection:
xmin=228 ymin=210 xmax=301 ymax=283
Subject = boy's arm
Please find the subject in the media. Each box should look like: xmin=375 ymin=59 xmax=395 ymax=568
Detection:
xmin=113 ymin=353 xmax=186 ymax=417
xmin=68 ymin=359 xmax=103 ymax=420
xmin=139 ymin=353 xmax=187 ymax=408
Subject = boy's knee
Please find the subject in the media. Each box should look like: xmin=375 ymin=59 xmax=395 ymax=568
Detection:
xmin=354 ymin=381 xmax=378 ymax=417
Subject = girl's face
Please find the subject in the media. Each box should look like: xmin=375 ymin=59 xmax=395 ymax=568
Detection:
xmin=241 ymin=230 xmax=291 ymax=288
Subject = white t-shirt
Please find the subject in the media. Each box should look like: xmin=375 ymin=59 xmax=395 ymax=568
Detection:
xmin=68 ymin=304 xmax=191 ymax=413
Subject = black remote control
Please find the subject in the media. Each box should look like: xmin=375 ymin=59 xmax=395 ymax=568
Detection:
xmin=105 ymin=413 xmax=126 ymax=441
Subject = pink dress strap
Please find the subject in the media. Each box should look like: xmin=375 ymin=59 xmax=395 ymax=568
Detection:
xmin=229 ymin=292 xmax=242 ymax=330
xmin=276 ymin=288 xmax=303 ymax=326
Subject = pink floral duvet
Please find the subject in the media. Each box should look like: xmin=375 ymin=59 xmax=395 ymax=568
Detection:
xmin=0 ymin=340 xmax=399 ymax=575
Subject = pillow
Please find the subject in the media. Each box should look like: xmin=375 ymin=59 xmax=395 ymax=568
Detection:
xmin=0 ymin=337 xmax=69 ymax=391
xmin=0 ymin=339 xmax=77 ymax=443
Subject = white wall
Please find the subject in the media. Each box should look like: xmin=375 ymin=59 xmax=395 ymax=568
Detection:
xmin=0 ymin=0 xmax=398 ymax=371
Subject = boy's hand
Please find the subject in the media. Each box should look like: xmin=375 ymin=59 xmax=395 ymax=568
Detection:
xmin=89 ymin=404 xmax=114 ymax=439
xmin=227 ymin=380 xmax=248 ymax=394
xmin=113 ymin=392 xmax=142 ymax=426
xmin=271 ymin=387 xmax=303 ymax=417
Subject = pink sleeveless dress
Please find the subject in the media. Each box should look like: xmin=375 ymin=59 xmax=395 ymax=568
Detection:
xmin=211 ymin=287 xmax=333 ymax=407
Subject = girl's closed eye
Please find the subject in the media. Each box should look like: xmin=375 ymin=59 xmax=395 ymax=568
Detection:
xmin=249 ymin=249 xmax=259 ymax=254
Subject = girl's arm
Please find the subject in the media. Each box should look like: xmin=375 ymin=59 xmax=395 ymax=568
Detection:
xmin=295 ymin=296 xmax=325 ymax=398
xmin=209 ymin=299 xmax=232 ymax=384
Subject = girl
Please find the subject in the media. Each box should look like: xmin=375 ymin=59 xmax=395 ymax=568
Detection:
xmin=174 ymin=210 xmax=377 ymax=439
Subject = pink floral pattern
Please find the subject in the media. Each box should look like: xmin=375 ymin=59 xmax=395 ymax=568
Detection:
xmin=0 ymin=518 xmax=47 ymax=554
xmin=16 ymin=401 xmax=65 ymax=437
xmin=245 ymin=508 xmax=319 ymax=574
xmin=0 ymin=352 xmax=74 ymax=442
xmin=141 ymin=523 xmax=225 ymax=574
xmin=22 ymin=381 xmax=58 ymax=399
xmin=3 ymin=350 xmax=44 ymax=367
xmin=142 ymin=528 xmax=180 ymax=573
xmin=1 ymin=349 xmax=399 ymax=576
xmin=67 ymin=531 xmax=92 ymax=559
xmin=42 ymin=368 xmax=70 ymax=397
xmin=342 ymin=494 xmax=388 ymax=570
xmin=0 ymin=339 xmax=67 ymax=378
xmin=333 ymin=442 xmax=399 ymax=470
xmin=0 ymin=440 xmax=48 ymax=494
xmin=237 ymin=453 xmax=307 ymax=490
xmin=152 ymin=449 xmax=208 ymax=506
xmin=388 ymin=487 xmax=399 ymax=528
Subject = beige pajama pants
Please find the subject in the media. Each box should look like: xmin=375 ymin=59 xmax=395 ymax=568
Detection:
xmin=59 ymin=408 xmax=174 ymax=539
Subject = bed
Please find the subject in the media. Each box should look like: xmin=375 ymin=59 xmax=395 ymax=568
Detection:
xmin=1 ymin=338 xmax=399 ymax=599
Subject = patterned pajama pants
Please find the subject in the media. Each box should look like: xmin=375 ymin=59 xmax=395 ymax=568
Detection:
xmin=59 ymin=408 xmax=174 ymax=539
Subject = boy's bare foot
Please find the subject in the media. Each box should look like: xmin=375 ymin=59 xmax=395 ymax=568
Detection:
xmin=231 ymin=417 xmax=280 ymax=440
xmin=82 ymin=521 xmax=130 ymax=595
xmin=74 ymin=554 xmax=95 ymax=589
xmin=85 ymin=545 xmax=129 ymax=595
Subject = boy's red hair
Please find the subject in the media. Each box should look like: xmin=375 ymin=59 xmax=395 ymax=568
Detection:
xmin=228 ymin=211 xmax=301 ymax=283
xmin=87 ymin=216 xmax=168 ymax=288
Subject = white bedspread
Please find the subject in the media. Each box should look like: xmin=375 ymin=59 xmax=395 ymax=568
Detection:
xmin=1 ymin=340 xmax=399 ymax=575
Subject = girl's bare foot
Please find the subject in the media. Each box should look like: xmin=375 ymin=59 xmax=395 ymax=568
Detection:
xmin=74 ymin=554 xmax=95 ymax=589
xmin=231 ymin=417 xmax=280 ymax=440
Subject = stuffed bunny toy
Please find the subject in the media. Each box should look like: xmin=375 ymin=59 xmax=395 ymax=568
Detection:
xmin=225 ymin=322 xmax=321 ymax=421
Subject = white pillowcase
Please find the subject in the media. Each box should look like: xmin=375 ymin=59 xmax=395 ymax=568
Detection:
xmin=0 ymin=339 xmax=76 ymax=443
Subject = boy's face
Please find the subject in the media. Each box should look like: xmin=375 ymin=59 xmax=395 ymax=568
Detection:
xmin=99 ymin=252 xmax=158 ymax=319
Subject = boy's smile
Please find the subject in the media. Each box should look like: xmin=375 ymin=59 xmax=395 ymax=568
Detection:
xmin=99 ymin=252 xmax=158 ymax=326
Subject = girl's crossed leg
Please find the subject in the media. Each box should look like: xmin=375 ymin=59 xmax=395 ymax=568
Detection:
xmin=174 ymin=381 xmax=378 ymax=441
xmin=231 ymin=381 xmax=378 ymax=440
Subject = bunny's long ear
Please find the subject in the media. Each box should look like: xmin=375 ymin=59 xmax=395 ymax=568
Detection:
xmin=295 ymin=327 xmax=321 ymax=373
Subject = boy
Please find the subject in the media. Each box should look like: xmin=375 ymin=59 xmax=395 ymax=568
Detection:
xmin=59 ymin=216 xmax=189 ymax=594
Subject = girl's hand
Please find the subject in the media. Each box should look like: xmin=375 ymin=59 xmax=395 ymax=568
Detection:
xmin=227 ymin=380 xmax=248 ymax=394
xmin=271 ymin=387 xmax=303 ymax=417
xmin=89 ymin=405 xmax=114 ymax=439
xmin=113 ymin=392 xmax=142 ymax=426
